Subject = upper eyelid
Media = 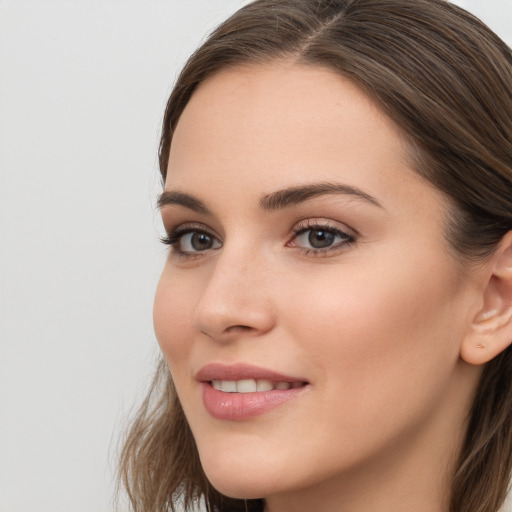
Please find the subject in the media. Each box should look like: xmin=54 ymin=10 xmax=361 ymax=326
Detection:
xmin=292 ymin=226 xmax=353 ymax=239
xmin=290 ymin=224 xmax=355 ymax=243
xmin=163 ymin=218 xmax=358 ymax=243
xmin=164 ymin=221 xmax=220 ymax=237
xmin=291 ymin=218 xmax=358 ymax=236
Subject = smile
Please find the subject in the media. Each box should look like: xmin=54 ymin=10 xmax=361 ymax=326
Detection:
xmin=197 ymin=364 xmax=310 ymax=420
xmin=211 ymin=379 xmax=305 ymax=393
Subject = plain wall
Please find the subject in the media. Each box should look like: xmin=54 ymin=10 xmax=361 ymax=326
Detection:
xmin=0 ymin=1 xmax=511 ymax=511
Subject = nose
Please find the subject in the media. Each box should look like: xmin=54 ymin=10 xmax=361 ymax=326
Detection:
xmin=192 ymin=248 xmax=276 ymax=342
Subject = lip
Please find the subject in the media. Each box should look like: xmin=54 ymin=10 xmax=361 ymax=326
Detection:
xmin=196 ymin=363 xmax=307 ymax=383
xmin=197 ymin=363 xmax=310 ymax=421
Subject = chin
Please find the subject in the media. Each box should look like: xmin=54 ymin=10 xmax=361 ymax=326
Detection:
xmin=203 ymin=468 xmax=269 ymax=500
xmin=198 ymin=449 xmax=287 ymax=500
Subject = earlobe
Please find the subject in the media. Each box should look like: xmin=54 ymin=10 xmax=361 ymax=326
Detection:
xmin=461 ymin=232 xmax=512 ymax=365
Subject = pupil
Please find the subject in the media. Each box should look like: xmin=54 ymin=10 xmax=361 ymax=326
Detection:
xmin=191 ymin=232 xmax=212 ymax=250
xmin=309 ymin=229 xmax=334 ymax=249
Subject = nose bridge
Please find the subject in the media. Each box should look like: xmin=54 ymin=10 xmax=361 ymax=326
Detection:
xmin=192 ymin=242 xmax=275 ymax=339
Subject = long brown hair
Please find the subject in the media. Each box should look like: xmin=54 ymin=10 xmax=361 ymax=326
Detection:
xmin=118 ymin=1 xmax=512 ymax=511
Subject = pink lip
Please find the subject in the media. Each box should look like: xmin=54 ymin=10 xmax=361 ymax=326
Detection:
xmin=197 ymin=363 xmax=310 ymax=421
xmin=196 ymin=363 xmax=306 ymax=383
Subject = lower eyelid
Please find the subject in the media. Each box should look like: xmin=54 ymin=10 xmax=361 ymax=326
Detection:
xmin=295 ymin=237 xmax=356 ymax=256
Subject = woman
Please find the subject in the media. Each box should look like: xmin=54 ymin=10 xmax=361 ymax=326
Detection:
xmin=119 ymin=1 xmax=512 ymax=511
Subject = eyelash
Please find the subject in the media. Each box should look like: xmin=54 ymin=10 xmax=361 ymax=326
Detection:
xmin=160 ymin=223 xmax=220 ymax=259
xmin=161 ymin=220 xmax=356 ymax=259
xmin=288 ymin=220 xmax=356 ymax=256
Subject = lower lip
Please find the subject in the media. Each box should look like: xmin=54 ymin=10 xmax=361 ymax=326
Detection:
xmin=201 ymin=382 xmax=308 ymax=420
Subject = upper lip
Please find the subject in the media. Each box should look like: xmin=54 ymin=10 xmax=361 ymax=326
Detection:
xmin=196 ymin=363 xmax=308 ymax=383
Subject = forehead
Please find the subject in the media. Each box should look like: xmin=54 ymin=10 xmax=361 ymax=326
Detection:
xmin=171 ymin=61 xmax=398 ymax=157
xmin=166 ymin=61 xmax=442 ymax=217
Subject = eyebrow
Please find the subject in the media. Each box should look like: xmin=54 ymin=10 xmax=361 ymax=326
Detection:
xmin=158 ymin=181 xmax=383 ymax=213
xmin=259 ymin=182 xmax=383 ymax=210
xmin=157 ymin=190 xmax=210 ymax=213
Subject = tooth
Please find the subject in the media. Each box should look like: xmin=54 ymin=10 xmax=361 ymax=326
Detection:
xmin=236 ymin=379 xmax=257 ymax=393
xmin=256 ymin=379 xmax=273 ymax=392
xmin=212 ymin=380 xmax=222 ymax=390
xmin=275 ymin=381 xmax=291 ymax=390
xmin=220 ymin=380 xmax=237 ymax=392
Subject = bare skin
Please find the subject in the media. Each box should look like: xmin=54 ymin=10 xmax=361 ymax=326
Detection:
xmin=154 ymin=62 xmax=512 ymax=512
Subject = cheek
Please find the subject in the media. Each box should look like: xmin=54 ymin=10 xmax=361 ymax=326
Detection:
xmin=281 ymin=255 xmax=466 ymax=425
xmin=294 ymin=245 xmax=462 ymax=351
xmin=153 ymin=270 xmax=196 ymax=371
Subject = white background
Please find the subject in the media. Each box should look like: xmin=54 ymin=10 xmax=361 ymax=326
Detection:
xmin=0 ymin=1 xmax=511 ymax=511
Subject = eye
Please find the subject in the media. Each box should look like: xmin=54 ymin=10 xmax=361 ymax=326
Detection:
xmin=296 ymin=228 xmax=338 ymax=249
xmin=289 ymin=221 xmax=355 ymax=254
xmin=162 ymin=225 xmax=222 ymax=255
xmin=179 ymin=231 xmax=221 ymax=252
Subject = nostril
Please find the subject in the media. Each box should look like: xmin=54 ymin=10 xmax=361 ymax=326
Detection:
xmin=226 ymin=325 xmax=253 ymax=332
xmin=199 ymin=325 xmax=251 ymax=338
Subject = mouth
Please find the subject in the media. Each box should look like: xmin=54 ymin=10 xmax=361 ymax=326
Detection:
xmin=197 ymin=363 xmax=310 ymax=420
xmin=196 ymin=362 xmax=309 ymax=391
xmin=210 ymin=378 xmax=306 ymax=393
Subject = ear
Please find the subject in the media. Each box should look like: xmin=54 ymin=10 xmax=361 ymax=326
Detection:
xmin=461 ymin=231 xmax=512 ymax=365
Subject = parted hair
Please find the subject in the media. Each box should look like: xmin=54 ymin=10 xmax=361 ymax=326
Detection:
xmin=118 ymin=1 xmax=512 ymax=511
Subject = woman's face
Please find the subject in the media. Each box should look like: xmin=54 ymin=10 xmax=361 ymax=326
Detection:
xmin=154 ymin=63 xmax=482 ymax=504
